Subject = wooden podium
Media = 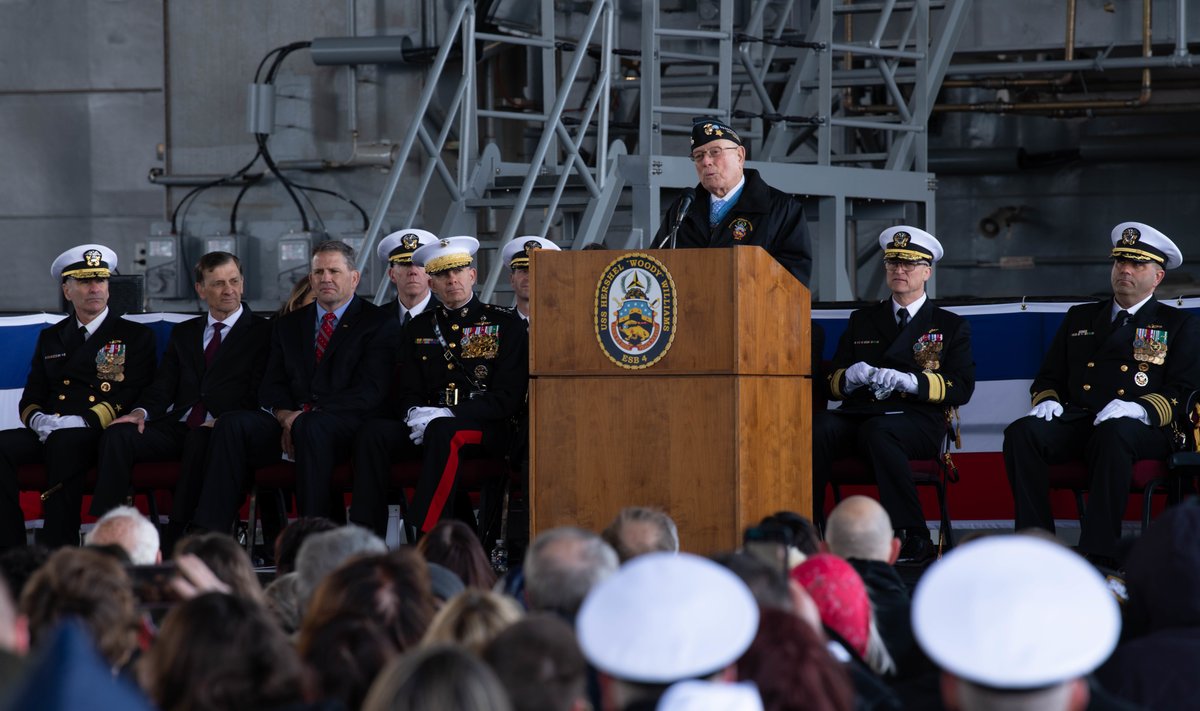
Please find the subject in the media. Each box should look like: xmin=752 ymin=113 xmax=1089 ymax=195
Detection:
xmin=528 ymin=246 xmax=811 ymax=554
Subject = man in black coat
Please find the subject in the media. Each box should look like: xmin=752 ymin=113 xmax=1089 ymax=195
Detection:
xmin=0 ymin=245 xmax=156 ymax=549
xmin=191 ymin=240 xmax=399 ymax=533
xmin=376 ymin=228 xmax=438 ymax=326
xmin=349 ymin=236 xmax=527 ymax=537
xmin=814 ymin=226 xmax=975 ymax=565
xmin=90 ymin=252 xmax=269 ymax=543
xmin=1005 ymin=222 xmax=1200 ymax=567
xmin=653 ymin=117 xmax=811 ymax=285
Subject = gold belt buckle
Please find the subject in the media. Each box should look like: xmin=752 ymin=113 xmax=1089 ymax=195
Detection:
xmin=443 ymin=384 xmax=459 ymax=406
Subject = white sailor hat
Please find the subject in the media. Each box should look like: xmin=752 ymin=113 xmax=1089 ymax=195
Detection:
xmin=51 ymin=244 xmax=118 ymax=281
xmin=576 ymin=552 xmax=759 ymax=684
xmin=500 ymin=236 xmax=560 ymax=270
xmin=1111 ymin=221 xmax=1182 ymax=269
xmin=912 ymin=536 xmax=1119 ymax=690
xmin=377 ymin=228 xmax=438 ymax=266
xmin=879 ymin=226 xmax=943 ymax=263
xmin=656 ymin=681 xmax=764 ymax=711
xmin=411 ymin=236 xmax=479 ymax=275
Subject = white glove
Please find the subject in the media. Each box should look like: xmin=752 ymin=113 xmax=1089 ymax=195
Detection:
xmin=872 ymin=368 xmax=918 ymax=394
xmin=405 ymin=407 xmax=453 ymax=445
xmin=1027 ymin=401 xmax=1063 ymax=421
xmin=1094 ymin=399 xmax=1149 ymax=426
xmin=55 ymin=415 xmax=87 ymax=429
xmin=29 ymin=413 xmax=55 ymax=443
xmin=844 ymin=362 xmax=873 ymax=391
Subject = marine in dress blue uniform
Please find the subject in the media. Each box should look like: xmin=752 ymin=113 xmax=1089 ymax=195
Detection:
xmin=1004 ymin=222 xmax=1200 ymax=564
xmin=0 ymin=245 xmax=156 ymax=549
xmin=813 ymin=227 xmax=975 ymax=564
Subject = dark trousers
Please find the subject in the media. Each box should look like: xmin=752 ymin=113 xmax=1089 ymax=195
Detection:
xmin=407 ymin=417 xmax=511 ymax=535
xmin=0 ymin=427 xmax=103 ymax=549
xmin=348 ymin=417 xmax=420 ymax=537
xmin=812 ymin=411 xmax=941 ymax=531
xmin=91 ymin=420 xmax=213 ymax=529
xmin=1003 ymin=412 xmax=1171 ymax=557
xmin=192 ymin=409 xmax=358 ymax=533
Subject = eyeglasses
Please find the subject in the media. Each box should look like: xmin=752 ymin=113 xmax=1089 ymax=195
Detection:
xmin=883 ymin=260 xmax=930 ymax=272
xmin=690 ymin=146 xmax=740 ymax=163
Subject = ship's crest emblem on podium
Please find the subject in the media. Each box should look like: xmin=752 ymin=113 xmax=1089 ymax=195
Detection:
xmin=595 ymin=253 xmax=678 ymax=370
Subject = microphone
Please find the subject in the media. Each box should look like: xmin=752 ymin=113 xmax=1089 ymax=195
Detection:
xmin=656 ymin=188 xmax=695 ymax=249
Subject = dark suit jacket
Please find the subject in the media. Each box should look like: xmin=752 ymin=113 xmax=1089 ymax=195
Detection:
xmin=259 ymin=296 xmax=399 ymax=417
xmin=134 ymin=305 xmax=270 ymax=422
xmin=19 ymin=311 xmax=156 ymax=429
xmin=1031 ymin=297 xmax=1200 ymax=427
xmin=826 ymin=299 xmax=975 ymax=426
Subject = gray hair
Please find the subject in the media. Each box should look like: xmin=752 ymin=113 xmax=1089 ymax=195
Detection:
xmin=85 ymin=505 xmax=160 ymax=565
xmin=524 ymin=527 xmax=618 ymax=620
xmin=295 ymin=525 xmax=387 ymax=611
xmin=601 ymin=506 xmax=680 ymax=563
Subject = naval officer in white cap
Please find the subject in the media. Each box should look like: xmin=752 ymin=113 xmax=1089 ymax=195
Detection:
xmin=913 ymin=535 xmax=1120 ymax=711
xmin=498 ymin=235 xmax=560 ymax=323
xmin=376 ymin=228 xmax=438 ymax=326
xmin=0 ymin=244 xmax=156 ymax=548
xmin=1005 ymin=221 xmax=1200 ymax=569
xmin=814 ymin=226 xmax=976 ymax=565
xmin=576 ymin=551 xmax=761 ymax=711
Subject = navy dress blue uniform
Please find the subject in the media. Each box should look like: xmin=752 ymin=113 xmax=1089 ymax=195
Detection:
xmin=815 ymin=300 xmax=975 ymax=532
xmin=90 ymin=305 xmax=270 ymax=528
xmin=350 ymin=296 xmax=527 ymax=535
xmin=0 ymin=311 xmax=155 ymax=548
xmin=192 ymin=295 xmax=398 ymax=533
xmin=1005 ymin=297 xmax=1200 ymax=556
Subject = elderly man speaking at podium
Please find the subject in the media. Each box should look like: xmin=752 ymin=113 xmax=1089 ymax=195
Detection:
xmin=653 ymin=117 xmax=812 ymax=286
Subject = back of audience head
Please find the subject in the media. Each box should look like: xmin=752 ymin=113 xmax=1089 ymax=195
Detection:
xmin=417 ymin=519 xmax=497 ymax=590
xmin=913 ymin=535 xmax=1118 ymax=711
xmin=300 ymin=548 xmax=435 ymax=654
xmin=273 ymin=516 xmax=337 ymax=578
xmin=1122 ymin=499 xmax=1200 ymax=636
xmin=174 ymin=532 xmax=264 ymax=605
xmin=423 ymin=588 xmax=523 ymax=654
xmin=601 ymin=506 xmax=680 ymax=563
xmin=760 ymin=511 xmax=820 ymax=557
xmin=738 ymin=606 xmax=855 ymax=711
xmin=427 ymin=562 xmax=467 ymax=608
xmin=792 ymin=553 xmax=895 ymax=677
xmin=577 ymin=552 xmax=759 ymax=711
xmin=85 ymin=505 xmax=161 ymax=565
xmin=362 ymin=643 xmax=513 ymax=711
xmin=823 ymin=496 xmax=898 ymax=564
xmin=0 ymin=545 xmax=49 ymax=604
xmin=295 ymin=524 xmax=387 ymax=611
xmin=299 ymin=612 xmax=398 ymax=710
xmin=712 ymin=551 xmax=792 ymax=611
xmin=19 ymin=548 xmax=139 ymax=670
xmin=143 ymin=592 xmax=303 ymax=711
xmin=524 ymin=527 xmax=619 ymax=620
xmin=263 ymin=572 xmax=302 ymax=635
xmin=483 ymin=613 xmax=588 ymax=711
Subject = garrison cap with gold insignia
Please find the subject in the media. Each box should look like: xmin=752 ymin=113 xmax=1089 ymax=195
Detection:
xmin=1111 ymin=221 xmax=1182 ymax=269
xmin=412 ymin=236 xmax=479 ymax=275
xmin=52 ymin=244 xmax=118 ymax=281
xmin=690 ymin=116 xmax=743 ymax=149
xmin=500 ymin=235 xmax=560 ymax=270
xmin=377 ymin=228 xmax=438 ymax=266
xmin=879 ymin=225 xmax=943 ymax=263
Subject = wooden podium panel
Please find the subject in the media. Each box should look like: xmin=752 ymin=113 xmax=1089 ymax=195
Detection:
xmin=529 ymin=247 xmax=812 ymax=553
xmin=531 ymin=375 xmax=811 ymax=553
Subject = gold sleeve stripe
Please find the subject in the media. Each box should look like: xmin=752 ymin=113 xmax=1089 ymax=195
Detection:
xmin=1031 ymin=389 xmax=1058 ymax=406
xmin=923 ymin=372 xmax=945 ymax=403
xmin=1139 ymin=394 xmax=1172 ymax=427
xmin=20 ymin=404 xmax=41 ymax=427
xmin=829 ymin=368 xmax=846 ymax=400
xmin=91 ymin=402 xmax=118 ymax=429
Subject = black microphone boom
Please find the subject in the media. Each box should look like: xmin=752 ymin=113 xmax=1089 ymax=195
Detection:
xmin=656 ymin=188 xmax=695 ymax=249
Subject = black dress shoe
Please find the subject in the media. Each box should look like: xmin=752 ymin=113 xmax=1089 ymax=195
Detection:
xmin=897 ymin=533 xmax=936 ymax=565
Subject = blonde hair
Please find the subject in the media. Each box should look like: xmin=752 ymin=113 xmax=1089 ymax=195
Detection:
xmin=422 ymin=589 xmax=522 ymax=654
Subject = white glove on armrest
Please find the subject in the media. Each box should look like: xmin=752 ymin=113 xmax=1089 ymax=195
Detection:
xmin=1093 ymin=399 xmax=1149 ymax=426
xmin=1027 ymin=401 xmax=1063 ymax=421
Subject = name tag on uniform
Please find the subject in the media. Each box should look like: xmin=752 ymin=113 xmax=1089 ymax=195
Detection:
xmin=44 ymin=352 xmax=67 ymax=360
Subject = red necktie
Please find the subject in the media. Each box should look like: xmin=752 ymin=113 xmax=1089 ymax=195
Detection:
xmin=186 ymin=322 xmax=224 ymax=428
xmin=315 ymin=312 xmax=336 ymax=363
